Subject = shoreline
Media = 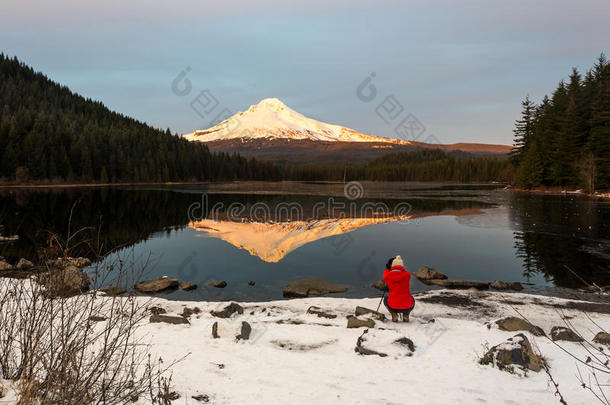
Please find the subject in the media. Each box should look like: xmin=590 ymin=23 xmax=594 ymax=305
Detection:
xmin=106 ymin=289 xmax=610 ymax=403
xmin=510 ymin=186 xmax=610 ymax=200
xmin=0 ymin=179 xmax=508 ymax=190
xmin=1 ymin=288 xmax=608 ymax=404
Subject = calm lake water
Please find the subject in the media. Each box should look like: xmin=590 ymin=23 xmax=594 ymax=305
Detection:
xmin=1 ymin=182 xmax=609 ymax=301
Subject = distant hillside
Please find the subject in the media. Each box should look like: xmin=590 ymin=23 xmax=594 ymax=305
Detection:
xmin=281 ymin=149 xmax=512 ymax=183
xmin=204 ymin=138 xmax=511 ymax=166
xmin=0 ymin=54 xmax=278 ymax=183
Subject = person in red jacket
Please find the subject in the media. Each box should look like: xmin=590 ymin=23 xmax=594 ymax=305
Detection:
xmin=382 ymin=255 xmax=415 ymax=322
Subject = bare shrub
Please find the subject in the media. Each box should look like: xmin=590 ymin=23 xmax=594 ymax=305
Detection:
xmin=0 ymin=222 xmax=177 ymax=404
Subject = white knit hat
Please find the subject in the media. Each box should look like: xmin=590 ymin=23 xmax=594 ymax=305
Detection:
xmin=392 ymin=255 xmax=404 ymax=268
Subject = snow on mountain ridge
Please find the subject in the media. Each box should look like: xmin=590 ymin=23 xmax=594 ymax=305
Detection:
xmin=182 ymin=98 xmax=410 ymax=144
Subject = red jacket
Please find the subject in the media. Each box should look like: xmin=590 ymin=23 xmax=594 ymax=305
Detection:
xmin=383 ymin=265 xmax=414 ymax=309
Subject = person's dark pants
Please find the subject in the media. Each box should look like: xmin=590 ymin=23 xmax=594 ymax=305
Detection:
xmin=384 ymin=296 xmax=415 ymax=315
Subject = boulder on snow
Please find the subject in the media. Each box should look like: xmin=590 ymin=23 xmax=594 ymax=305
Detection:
xmin=550 ymin=326 xmax=583 ymax=342
xmin=283 ymin=279 xmax=347 ymax=298
xmin=149 ymin=314 xmax=189 ymax=325
xmin=39 ymin=264 xmax=90 ymax=297
xmin=355 ymin=329 xmax=415 ymax=357
xmin=134 ymin=277 xmax=179 ymax=294
xmin=355 ymin=330 xmax=387 ymax=357
xmin=414 ymin=266 xmax=447 ymax=280
xmin=355 ymin=306 xmax=386 ymax=321
xmin=16 ymin=258 xmax=34 ymax=270
xmin=307 ymin=306 xmax=337 ymax=319
xmin=101 ymin=286 xmax=126 ymax=296
xmin=236 ymin=321 xmax=252 ymax=341
xmin=347 ymin=316 xmax=375 ymax=329
xmin=480 ymin=333 xmax=544 ymax=375
xmin=208 ymin=280 xmax=227 ymax=288
xmin=0 ymin=260 xmax=12 ymax=271
xmin=180 ymin=281 xmax=197 ymax=291
xmin=211 ymin=302 xmax=244 ymax=319
xmin=192 ymin=394 xmax=210 ymax=402
xmin=53 ymin=257 xmax=91 ymax=268
xmin=371 ymin=280 xmax=388 ymax=292
xmin=181 ymin=307 xmax=201 ymax=318
xmin=424 ymin=279 xmax=490 ymax=290
xmin=394 ymin=337 xmax=416 ymax=352
xmin=148 ymin=306 xmax=167 ymax=315
xmin=490 ymin=280 xmax=523 ymax=291
xmin=495 ymin=317 xmax=545 ymax=336
xmin=593 ymin=332 xmax=610 ymax=345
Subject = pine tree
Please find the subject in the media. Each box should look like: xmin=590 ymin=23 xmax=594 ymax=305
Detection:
xmin=510 ymin=96 xmax=536 ymax=167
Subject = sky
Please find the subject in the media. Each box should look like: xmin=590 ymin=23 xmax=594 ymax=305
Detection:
xmin=1 ymin=0 xmax=609 ymax=145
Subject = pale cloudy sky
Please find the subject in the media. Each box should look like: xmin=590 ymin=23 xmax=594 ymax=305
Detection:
xmin=1 ymin=0 xmax=608 ymax=144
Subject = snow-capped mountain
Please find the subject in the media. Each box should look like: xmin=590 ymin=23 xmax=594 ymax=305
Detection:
xmin=182 ymin=98 xmax=410 ymax=144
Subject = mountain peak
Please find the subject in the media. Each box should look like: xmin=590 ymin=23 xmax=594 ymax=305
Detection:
xmin=183 ymin=98 xmax=410 ymax=144
xmin=247 ymin=97 xmax=291 ymax=114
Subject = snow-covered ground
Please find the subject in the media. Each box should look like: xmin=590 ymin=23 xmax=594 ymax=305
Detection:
xmin=2 ymin=289 xmax=608 ymax=404
xmin=133 ymin=290 xmax=608 ymax=404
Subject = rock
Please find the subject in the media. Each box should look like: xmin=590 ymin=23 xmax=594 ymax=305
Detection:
xmin=101 ymin=286 xmax=126 ymax=296
xmin=423 ymin=279 xmax=490 ymax=290
xmin=283 ymin=279 xmax=348 ymax=298
xmin=54 ymin=257 xmax=91 ymax=268
xmin=496 ymin=317 xmax=545 ymax=336
xmin=248 ymin=280 xmax=255 ymax=286
xmin=347 ymin=316 xmax=375 ymax=329
xmin=371 ymin=280 xmax=389 ymax=292
xmin=0 ymin=260 xmax=12 ymax=271
xmin=355 ymin=306 xmax=386 ymax=321
xmin=192 ymin=394 xmax=210 ymax=402
xmin=490 ymin=280 xmax=524 ymax=291
xmin=208 ymin=280 xmax=227 ymax=288
xmin=550 ymin=326 xmax=583 ymax=342
xmin=212 ymin=322 xmax=219 ymax=338
xmin=211 ymin=302 xmax=244 ymax=318
xmin=236 ymin=321 xmax=252 ymax=341
xmin=134 ymin=277 xmax=179 ymax=294
xmin=307 ymin=306 xmax=337 ymax=319
xmin=16 ymin=258 xmax=34 ymax=269
xmin=480 ymin=333 xmax=544 ymax=374
xmin=414 ymin=266 xmax=447 ymax=280
xmin=180 ymin=281 xmax=197 ymax=291
xmin=89 ymin=316 xmax=107 ymax=322
xmin=593 ymin=332 xmax=610 ymax=345
xmin=40 ymin=265 xmax=90 ymax=297
xmin=149 ymin=314 xmax=189 ymax=325
xmin=355 ymin=330 xmax=387 ymax=357
xmin=394 ymin=337 xmax=415 ymax=352
xmin=149 ymin=306 xmax=167 ymax=315
xmin=181 ymin=307 xmax=201 ymax=318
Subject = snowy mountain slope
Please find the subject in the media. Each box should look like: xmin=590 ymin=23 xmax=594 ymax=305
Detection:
xmin=182 ymin=98 xmax=410 ymax=144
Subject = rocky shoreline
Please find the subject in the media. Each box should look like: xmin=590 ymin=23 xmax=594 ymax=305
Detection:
xmin=107 ymin=289 xmax=610 ymax=404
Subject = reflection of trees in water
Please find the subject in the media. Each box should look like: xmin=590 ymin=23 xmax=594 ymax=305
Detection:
xmin=510 ymin=193 xmax=610 ymax=288
xmin=0 ymin=188 xmax=196 ymax=261
xmin=0 ymin=187 xmax=493 ymax=262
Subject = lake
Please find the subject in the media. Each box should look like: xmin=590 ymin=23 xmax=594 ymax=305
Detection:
xmin=1 ymin=182 xmax=609 ymax=301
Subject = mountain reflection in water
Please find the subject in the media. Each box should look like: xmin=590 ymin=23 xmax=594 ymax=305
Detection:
xmin=0 ymin=183 xmax=608 ymax=300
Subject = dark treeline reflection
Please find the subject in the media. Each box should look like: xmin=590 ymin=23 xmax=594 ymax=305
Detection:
xmin=0 ymin=187 xmax=492 ymax=262
xmin=510 ymin=193 xmax=610 ymax=288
